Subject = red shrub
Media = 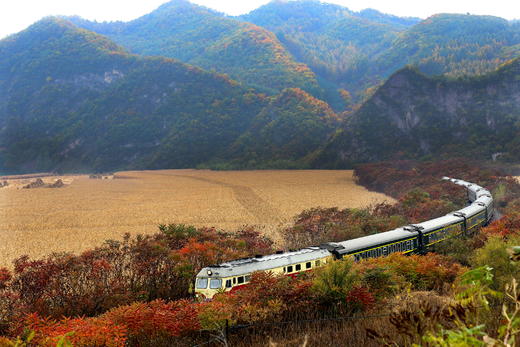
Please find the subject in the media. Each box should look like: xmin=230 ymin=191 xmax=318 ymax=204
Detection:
xmin=354 ymin=253 xmax=465 ymax=291
xmin=0 ymin=269 xmax=11 ymax=291
xmin=482 ymin=211 xmax=520 ymax=239
xmin=345 ymin=286 xmax=375 ymax=311
xmin=24 ymin=313 xmax=127 ymax=347
xmin=103 ymin=299 xmax=200 ymax=339
xmin=211 ymin=272 xmax=316 ymax=323
xmin=1 ymin=224 xmax=274 ymax=324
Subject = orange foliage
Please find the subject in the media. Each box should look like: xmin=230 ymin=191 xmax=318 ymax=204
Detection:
xmin=24 ymin=313 xmax=127 ymax=347
xmin=355 ymin=253 xmax=465 ymax=291
xmin=482 ymin=211 xmax=520 ymax=239
xmin=103 ymin=299 xmax=200 ymax=339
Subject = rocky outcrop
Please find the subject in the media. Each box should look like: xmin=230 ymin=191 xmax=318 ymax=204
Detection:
xmin=316 ymin=59 xmax=520 ymax=168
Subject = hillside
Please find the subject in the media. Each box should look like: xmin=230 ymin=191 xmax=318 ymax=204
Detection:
xmin=240 ymin=0 xmax=413 ymax=107
xmin=0 ymin=18 xmax=268 ymax=173
xmin=66 ymin=0 xmax=520 ymax=109
xmin=241 ymin=1 xmax=520 ymax=104
xmin=68 ymin=0 xmax=321 ymax=96
xmin=216 ymin=88 xmax=341 ymax=169
xmin=373 ymin=14 xmax=520 ymax=78
xmin=316 ymin=58 xmax=520 ymax=168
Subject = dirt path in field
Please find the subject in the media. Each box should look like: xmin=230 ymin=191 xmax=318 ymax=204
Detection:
xmin=168 ymin=174 xmax=283 ymax=224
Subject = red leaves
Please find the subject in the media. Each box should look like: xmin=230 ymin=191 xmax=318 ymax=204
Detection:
xmin=0 ymin=224 xmax=274 ymax=337
xmin=346 ymin=286 xmax=375 ymax=310
xmin=0 ymin=268 xmax=11 ymax=290
xmin=355 ymin=253 xmax=465 ymax=291
xmin=24 ymin=313 xmax=127 ymax=347
xmin=210 ymin=272 xmax=316 ymax=323
xmin=354 ymin=159 xmax=500 ymax=206
xmin=482 ymin=211 xmax=520 ymax=239
xmin=18 ymin=300 xmax=200 ymax=345
xmin=103 ymin=299 xmax=200 ymax=338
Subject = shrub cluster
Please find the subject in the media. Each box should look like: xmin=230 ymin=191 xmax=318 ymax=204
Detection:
xmin=353 ymin=159 xmax=515 ymax=207
xmin=0 ymin=225 xmax=273 ymax=337
xmin=1 ymin=252 xmax=466 ymax=346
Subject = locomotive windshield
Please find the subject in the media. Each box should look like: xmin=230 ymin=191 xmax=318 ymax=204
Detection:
xmin=209 ymin=279 xmax=222 ymax=289
xmin=196 ymin=278 xmax=208 ymax=289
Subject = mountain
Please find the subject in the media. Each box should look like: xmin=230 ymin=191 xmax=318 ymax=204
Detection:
xmin=0 ymin=18 xmax=268 ymax=173
xmin=214 ymin=88 xmax=340 ymax=169
xmin=68 ymin=0 xmax=321 ymax=97
xmin=240 ymin=1 xmax=519 ymax=105
xmin=240 ymin=0 xmax=415 ymax=106
xmin=373 ymin=14 xmax=520 ymax=78
xmin=315 ymin=58 xmax=520 ymax=168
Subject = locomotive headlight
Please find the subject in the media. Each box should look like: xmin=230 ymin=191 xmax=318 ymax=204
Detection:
xmin=207 ymin=270 xmax=212 ymax=276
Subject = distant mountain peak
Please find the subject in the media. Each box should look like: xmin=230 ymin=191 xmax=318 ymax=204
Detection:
xmin=152 ymin=0 xmax=222 ymax=16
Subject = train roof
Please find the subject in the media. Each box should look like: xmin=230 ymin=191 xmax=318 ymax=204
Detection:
xmin=197 ymin=247 xmax=331 ymax=278
xmin=416 ymin=214 xmax=463 ymax=233
xmin=327 ymin=228 xmax=417 ymax=254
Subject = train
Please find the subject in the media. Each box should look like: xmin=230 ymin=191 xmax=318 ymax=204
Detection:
xmin=195 ymin=177 xmax=494 ymax=299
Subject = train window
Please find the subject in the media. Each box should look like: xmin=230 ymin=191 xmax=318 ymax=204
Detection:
xmin=287 ymin=266 xmax=293 ymax=273
xmin=237 ymin=276 xmax=244 ymax=284
xmin=245 ymin=275 xmax=251 ymax=282
xmin=196 ymin=278 xmax=208 ymax=289
xmin=316 ymin=260 xmax=321 ymax=266
xmin=306 ymin=262 xmax=312 ymax=269
xmin=233 ymin=278 xmax=236 ymax=284
xmin=210 ymin=279 xmax=222 ymax=289
xmin=295 ymin=264 xmax=301 ymax=271
xmin=225 ymin=280 xmax=232 ymax=288
xmin=283 ymin=267 xmax=286 ymax=273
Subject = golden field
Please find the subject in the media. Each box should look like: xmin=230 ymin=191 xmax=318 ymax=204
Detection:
xmin=0 ymin=170 xmax=394 ymax=268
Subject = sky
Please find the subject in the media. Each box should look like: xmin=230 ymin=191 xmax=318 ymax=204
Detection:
xmin=1 ymin=0 xmax=519 ymax=39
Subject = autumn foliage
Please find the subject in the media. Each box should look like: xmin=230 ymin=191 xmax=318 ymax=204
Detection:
xmin=0 ymin=225 xmax=273 ymax=338
xmin=2 ymin=159 xmax=519 ymax=345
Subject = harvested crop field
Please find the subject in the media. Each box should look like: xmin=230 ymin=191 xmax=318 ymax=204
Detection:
xmin=0 ymin=170 xmax=394 ymax=267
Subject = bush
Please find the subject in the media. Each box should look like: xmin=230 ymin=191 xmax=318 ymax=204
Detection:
xmin=282 ymin=207 xmax=406 ymax=249
xmin=354 ymin=253 xmax=465 ymax=292
xmin=0 ymin=225 xmax=274 ymax=331
xmin=103 ymin=299 xmax=200 ymax=344
xmin=23 ymin=314 xmax=127 ymax=347
xmin=471 ymin=235 xmax=520 ymax=291
xmin=211 ymin=271 xmax=316 ymax=323
xmin=312 ymin=259 xmax=360 ymax=304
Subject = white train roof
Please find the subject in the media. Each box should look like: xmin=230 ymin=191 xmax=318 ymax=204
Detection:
xmin=416 ymin=214 xmax=463 ymax=233
xmin=330 ymin=228 xmax=417 ymax=254
xmin=197 ymin=247 xmax=331 ymax=278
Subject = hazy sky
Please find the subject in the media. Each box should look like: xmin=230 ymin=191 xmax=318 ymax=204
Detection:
xmin=1 ymin=0 xmax=519 ymax=39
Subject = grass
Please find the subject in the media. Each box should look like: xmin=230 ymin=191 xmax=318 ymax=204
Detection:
xmin=0 ymin=170 xmax=393 ymax=268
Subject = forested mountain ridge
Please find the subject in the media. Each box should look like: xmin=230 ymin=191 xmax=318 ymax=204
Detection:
xmin=68 ymin=0 xmax=322 ymax=97
xmin=239 ymin=0 xmax=414 ymax=106
xmin=0 ymin=17 xmax=341 ymax=174
xmin=240 ymin=1 xmax=520 ymax=104
xmin=372 ymin=14 xmax=520 ymax=78
xmin=1 ymin=1 xmax=520 ymax=174
xmin=315 ymin=58 xmax=520 ymax=168
xmin=67 ymin=0 xmax=520 ymax=109
xmin=213 ymin=88 xmax=341 ymax=169
xmin=0 ymin=17 xmax=270 ymax=173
